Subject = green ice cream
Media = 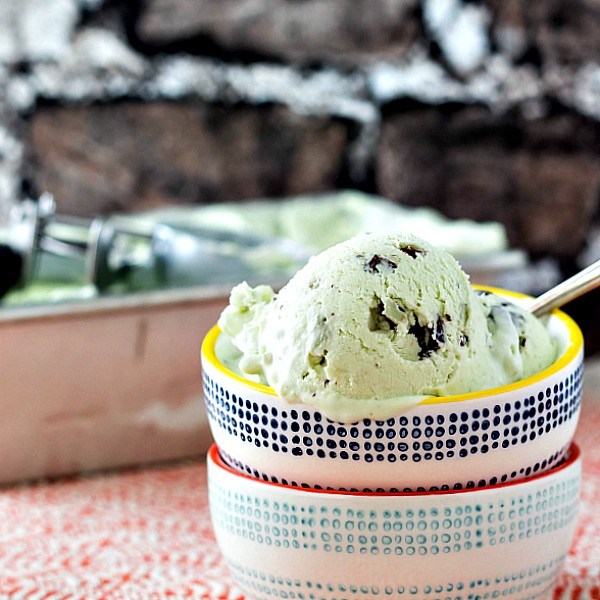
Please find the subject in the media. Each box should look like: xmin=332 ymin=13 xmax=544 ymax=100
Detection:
xmin=158 ymin=190 xmax=509 ymax=257
xmin=476 ymin=289 xmax=557 ymax=383
xmin=219 ymin=232 xmax=556 ymax=422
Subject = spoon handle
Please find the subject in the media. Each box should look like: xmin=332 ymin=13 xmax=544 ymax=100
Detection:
xmin=529 ymin=258 xmax=600 ymax=316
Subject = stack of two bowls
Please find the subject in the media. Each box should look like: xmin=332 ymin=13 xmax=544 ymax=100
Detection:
xmin=201 ymin=297 xmax=584 ymax=600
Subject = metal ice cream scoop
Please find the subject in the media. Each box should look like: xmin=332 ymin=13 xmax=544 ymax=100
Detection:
xmin=528 ymin=258 xmax=600 ymax=316
xmin=2 ymin=193 xmax=152 ymax=291
xmin=0 ymin=193 xmax=309 ymax=296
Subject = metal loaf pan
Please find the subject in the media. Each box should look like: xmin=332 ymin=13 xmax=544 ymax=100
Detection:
xmin=1 ymin=285 xmax=229 ymax=483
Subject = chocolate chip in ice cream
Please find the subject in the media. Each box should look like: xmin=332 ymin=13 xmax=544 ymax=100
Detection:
xmin=409 ymin=315 xmax=446 ymax=359
xmin=361 ymin=254 xmax=398 ymax=273
xmin=399 ymin=245 xmax=425 ymax=259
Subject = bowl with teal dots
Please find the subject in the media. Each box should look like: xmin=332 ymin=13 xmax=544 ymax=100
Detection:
xmin=207 ymin=442 xmax=581 ymax=600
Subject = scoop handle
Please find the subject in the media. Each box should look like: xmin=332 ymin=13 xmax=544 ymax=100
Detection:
xmin=529 ymin=258 xmax=600 ymax=316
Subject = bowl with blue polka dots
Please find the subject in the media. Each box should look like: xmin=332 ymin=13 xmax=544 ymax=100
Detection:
xmin=207 ymin=442 xmax=581 ymax=600
xmin=201 ymin=291 xmax=583 ymax=492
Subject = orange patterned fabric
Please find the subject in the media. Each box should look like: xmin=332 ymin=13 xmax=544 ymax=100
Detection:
xmin=553 ymin=394 xmax=600 ymax=599
xmin=0 ymin=400 xmax=598 ymax=599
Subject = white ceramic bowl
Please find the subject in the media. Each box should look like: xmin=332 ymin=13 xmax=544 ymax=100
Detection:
xmin=201 ymin=290 xmax=583 ymax=492
xmin=208 ymin=442 xmax=581 ymax=600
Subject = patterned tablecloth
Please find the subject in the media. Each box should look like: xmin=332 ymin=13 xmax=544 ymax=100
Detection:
xmin=0 ymin=386 xmax=599 ymax=599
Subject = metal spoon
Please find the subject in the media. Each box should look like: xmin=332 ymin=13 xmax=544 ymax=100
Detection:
xmin=528 ymin=258 xmax=600 ymax=316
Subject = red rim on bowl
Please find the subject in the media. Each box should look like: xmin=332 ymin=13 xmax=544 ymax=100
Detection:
xmin=208 ymin=442 xmax=581 ymax=497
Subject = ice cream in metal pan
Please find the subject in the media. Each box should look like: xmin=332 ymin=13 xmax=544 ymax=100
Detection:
xmin=1 ymin=190 xmax=530 ymax=308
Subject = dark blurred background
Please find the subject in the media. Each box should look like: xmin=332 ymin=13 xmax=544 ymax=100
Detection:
xmin=1 ymin=0 xmax=600 ymax=351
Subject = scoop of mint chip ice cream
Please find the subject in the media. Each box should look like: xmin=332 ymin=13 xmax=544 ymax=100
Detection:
xmin=218 ymin=232 xmax=556 ymax=422
xmin=476 ymin=289 xmax=557 ymax=384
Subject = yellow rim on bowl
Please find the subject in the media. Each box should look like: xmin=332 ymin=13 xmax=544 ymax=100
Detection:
xmin=202 ymin=323 xmax=278 ymax=397
xmin=202 ymin=286 xmax=583 ymax=405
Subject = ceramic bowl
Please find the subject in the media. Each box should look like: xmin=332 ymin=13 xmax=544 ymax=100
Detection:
xmin=207 ymin=443 xmax=581 ymax=600
xmin=201 ymin=289 xmax=583 ymax=492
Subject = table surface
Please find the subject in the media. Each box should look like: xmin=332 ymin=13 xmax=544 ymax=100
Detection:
xmin=1 ymin=373 xmax=599 ymax=600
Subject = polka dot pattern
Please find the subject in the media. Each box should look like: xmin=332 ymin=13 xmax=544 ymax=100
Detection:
xmin=203 ymin=362 xmax=583 ymax=491
xmin=209 ymin=467 xmax=580 ymax=556
xmin=217 ymin=445 xmax=568 ymax=493
xmin=226 ymin=557 xmax=565 ymax=600
xmin=208 ymin=447 xmax=581 ymax=600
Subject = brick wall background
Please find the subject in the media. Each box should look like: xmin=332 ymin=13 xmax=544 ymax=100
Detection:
xmin=2 ymin=0 xmax=600 ymax=348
